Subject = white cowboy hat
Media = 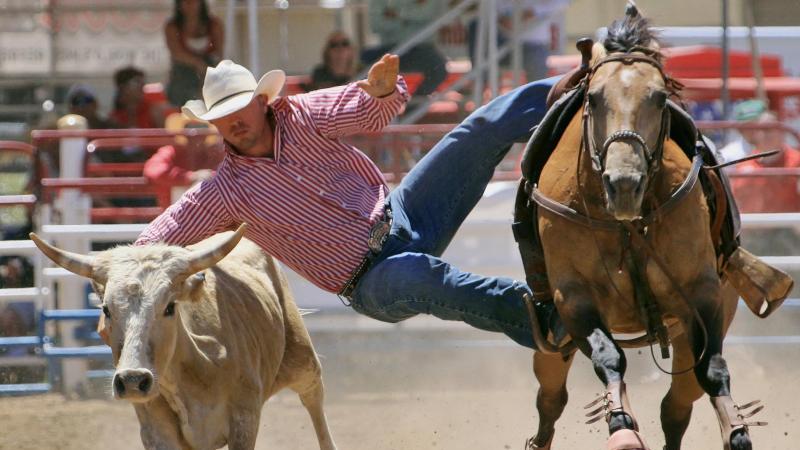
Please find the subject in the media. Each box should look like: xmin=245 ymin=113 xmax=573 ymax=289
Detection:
xmin=182 ymin=60 xmax=285 ymax=122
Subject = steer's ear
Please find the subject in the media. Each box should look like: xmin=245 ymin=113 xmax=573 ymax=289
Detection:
xmin=182 ymin=271 xmax=206 ymax=302
xmin=90 ymin=280 xmax=105 ymax=298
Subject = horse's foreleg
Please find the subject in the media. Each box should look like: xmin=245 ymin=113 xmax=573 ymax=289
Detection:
xmin=559 ymin=302 xmax=646 ymax=449
xmin=689 ymin=279 xmax=754 ymax=450
xmin=526 ymin=351 xmax=575 ymax=449
xmin=580 ymin=328 xmax=639 ymax=435
xmin=660 ymin=333 xmax=705 ymax=450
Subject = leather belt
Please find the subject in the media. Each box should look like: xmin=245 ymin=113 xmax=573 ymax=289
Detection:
xmin=338 ymin=206 xmax=393 ymax=300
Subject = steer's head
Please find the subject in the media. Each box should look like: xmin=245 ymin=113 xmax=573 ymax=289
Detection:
xmin=31 ymin=224 xmax=247 ymax=402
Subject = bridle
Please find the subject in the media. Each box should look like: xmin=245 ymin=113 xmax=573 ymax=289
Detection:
xmin=581 ymin=47 xmax=683 ymax=182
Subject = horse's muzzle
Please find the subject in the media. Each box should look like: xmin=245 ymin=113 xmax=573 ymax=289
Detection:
xmin=603 ymin=171 xmax=645 ymax=220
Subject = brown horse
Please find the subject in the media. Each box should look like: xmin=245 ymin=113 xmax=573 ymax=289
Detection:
xmin=526 ymin=5 xmax=761 ymax=450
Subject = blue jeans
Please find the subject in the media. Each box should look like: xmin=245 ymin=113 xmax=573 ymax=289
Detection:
xmin=350 ymin=77 xmax=558 ymax=348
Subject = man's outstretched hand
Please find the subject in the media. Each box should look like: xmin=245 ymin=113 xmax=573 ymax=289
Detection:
xmin=358 ymin=54 xmax=400 ymax=98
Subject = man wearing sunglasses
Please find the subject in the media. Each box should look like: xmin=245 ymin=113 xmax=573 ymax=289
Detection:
xmin=65 ymin=83 xmax=113 ymax=130
xmin=136 ymin=54 xmax=560 ymax=350
xmin=306 ymin=31 xmax=360 ymax=91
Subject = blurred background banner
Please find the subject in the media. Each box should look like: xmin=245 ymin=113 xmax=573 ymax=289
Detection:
xmin=0 ymin=1 xmax=170 ymax=76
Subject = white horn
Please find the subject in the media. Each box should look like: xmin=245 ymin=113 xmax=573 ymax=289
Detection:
xmin=29 ymin=233 xmax=102 ymax=282
xmin=179 ymin=223 xmax=248 ymax=278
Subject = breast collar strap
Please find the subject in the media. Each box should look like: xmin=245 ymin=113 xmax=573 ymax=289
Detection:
xmin=530 ymin=154 xmax=703 ymax=231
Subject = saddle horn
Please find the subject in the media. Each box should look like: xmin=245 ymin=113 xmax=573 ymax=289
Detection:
xmin=576 ymin=38 xmax=594 ymax=70
xmin=544 ymin=37 xmax=595 ymax=108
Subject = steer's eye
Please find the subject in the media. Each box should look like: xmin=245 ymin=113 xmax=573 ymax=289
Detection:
xmin=102 ymin=305 xmax=111 ymax=319
xmin=164 ymin=302 xmax=176 ymax=317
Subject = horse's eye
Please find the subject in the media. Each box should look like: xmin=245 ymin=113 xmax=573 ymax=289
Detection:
xmin=652 ymin=91 xmax=667 ymax=108
xmin=102 ymin=305 xmax=111 ymax=319
xmin=164 ymin=302 xmax=176 ymax=317
xmin=587 ymin=92 xmax=598 ymax=108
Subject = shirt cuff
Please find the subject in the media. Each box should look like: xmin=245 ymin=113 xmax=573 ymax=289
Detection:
xmin=373 ymin=75 xmax=410 ymax=104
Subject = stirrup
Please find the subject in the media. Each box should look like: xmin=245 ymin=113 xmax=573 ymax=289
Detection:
xmin=711 ymin=396 xmax=767 ymax=450
xmin=523 ymin=293 xmax=575 ymax=355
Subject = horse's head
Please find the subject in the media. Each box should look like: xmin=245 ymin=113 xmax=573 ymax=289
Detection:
xmin=584 ymin=2 xmax=674 ymax=220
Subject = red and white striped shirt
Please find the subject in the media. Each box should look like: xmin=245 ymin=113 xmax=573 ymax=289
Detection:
xmin=136 ymin=78 xmax=409 ymax=293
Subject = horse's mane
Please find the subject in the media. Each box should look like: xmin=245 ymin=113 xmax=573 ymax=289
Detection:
xmin=603 ymin=8 xmax=663 ymax=60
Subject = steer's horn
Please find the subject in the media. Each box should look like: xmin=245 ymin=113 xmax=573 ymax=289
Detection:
xmin=29 ymin=233 xmax=101 ymax=281
xmin=180 ymin=223 xmax=248 ymax=278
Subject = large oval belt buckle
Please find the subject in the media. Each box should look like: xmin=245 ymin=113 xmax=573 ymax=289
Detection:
xmin=368 ymin=220 xmax=391 ymax=254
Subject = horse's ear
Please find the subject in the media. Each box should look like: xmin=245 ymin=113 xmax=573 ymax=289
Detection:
xmin=590 ymin=42 xmax=607 ymax=65
xmin=625 ymin=0 xmax=640 ymax=18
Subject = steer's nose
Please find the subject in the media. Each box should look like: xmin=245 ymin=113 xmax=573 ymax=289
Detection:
xmin=113 ymin=368 xmax=154 ymax=399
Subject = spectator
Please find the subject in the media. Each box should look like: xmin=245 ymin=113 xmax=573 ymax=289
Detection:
xmin=364 ymin=0 xmax=447 ymax=96
xmin=164 ymin=0 xmax=224 ymax=107
xmin=66 ymin=84 xmax=113 ymax=130
xmin=0 ymin=257 xmax=33 ymax=289
xmin=143 ymin=113 xmax=224 ymax=204
xmin=468 ymin=0 xmax=570 ymax=83
xmin=718 ymin=99 xmax=767 ymax=165
xmin=110 ymin=66 xmax=166 ymax=129
xmin=35 ymin=84 xmax=112 ymax=176
xmin=731 ymin=111 xmax=800 ymax=213
xmin=305 ymin=31 xmax=360 ymax=92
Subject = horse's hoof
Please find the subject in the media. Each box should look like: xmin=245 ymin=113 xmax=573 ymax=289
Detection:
xmin=607 ymin=429 xmax=651 ymax=450
xmin=525 ymin=435 xmax=553 ymax=450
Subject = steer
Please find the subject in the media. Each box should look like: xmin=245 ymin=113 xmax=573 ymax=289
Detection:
xmin=31 ymin=225 xmax=337 ymax=450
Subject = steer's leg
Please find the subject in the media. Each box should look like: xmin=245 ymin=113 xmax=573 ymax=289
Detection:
xmin=295 ymin=376 xmax=338 ymax=450
xmin=227 ymin=405 xmax=261 ymax=450
xmin=526 ymin=351 xmax=575 ymax=449
xmin=134 ymin=397 xmax=190 ymax=450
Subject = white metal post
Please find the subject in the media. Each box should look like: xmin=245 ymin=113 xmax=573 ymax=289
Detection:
xmin=487 ymin=0 xmax=498 ymax=98
xmin=247 ymin=0 xmax=259 ymax=75
xmin=473 ymin=0 xmax=488 ymax=108
xmin=224 ymin=0 xmax=236 ymax=59
xmin=54 ymin=114 xmax=90 ymax=393
xmin=511 ymin=0 xmax=523 ymax=87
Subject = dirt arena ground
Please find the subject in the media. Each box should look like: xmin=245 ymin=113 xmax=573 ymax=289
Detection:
xmin=1 ymin=310 xmax=798 ymax=450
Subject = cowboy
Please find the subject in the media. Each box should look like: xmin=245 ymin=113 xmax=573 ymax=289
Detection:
xmin=135 ymin=54 xmax=560 ymax=348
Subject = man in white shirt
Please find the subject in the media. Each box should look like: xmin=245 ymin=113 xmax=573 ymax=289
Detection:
xmin=717 ymin=99 xmax=767 ymax=166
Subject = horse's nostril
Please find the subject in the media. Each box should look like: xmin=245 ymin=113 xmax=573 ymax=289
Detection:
xmin=634 ymin=179 xmax=645 ymax=196
xmin=602 ymin=173 xmax=616 ymax=197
